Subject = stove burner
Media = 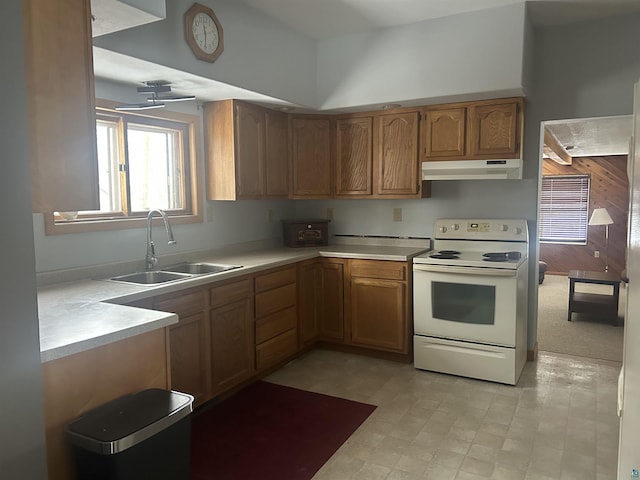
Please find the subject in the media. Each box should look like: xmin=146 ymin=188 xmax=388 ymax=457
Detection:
xmin=482 ymin=257 xmax=510 ymax=262
xmin=438 ymin=250 xmax=460 ymax=255
xmin=430 ymin=252 xmax=460 ymax=259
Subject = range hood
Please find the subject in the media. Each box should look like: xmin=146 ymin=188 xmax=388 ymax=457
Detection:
xmin=421 ymin=159 xmax=523 ymax=180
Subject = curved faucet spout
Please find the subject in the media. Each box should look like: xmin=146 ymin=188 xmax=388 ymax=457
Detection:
xmin=145 ymin=209 xmax=177 ymax=270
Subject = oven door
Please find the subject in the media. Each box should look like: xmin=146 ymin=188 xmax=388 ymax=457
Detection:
xmin=413 ymin=264 xmax=518 ymax=347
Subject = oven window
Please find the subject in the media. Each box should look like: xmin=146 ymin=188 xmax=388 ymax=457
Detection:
xmin=431 ymin=282 xmax=496 ymax=325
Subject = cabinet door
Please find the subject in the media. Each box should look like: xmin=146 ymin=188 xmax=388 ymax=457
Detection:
xmin=350 ymin=277 xmax=407 ymax=353
xmin=424 ymin=107 xmax=466 ymax=158
xmin=235 ymin=102 xmax=265 ymax=198
xmin=24 ymin=0 xmax=99 ymax=212
xmin=265 ymin=110 xmax=289 ymax=197
xmin=335 ymin=117 xmax=373 ymax=196
xmin=467 ymin=101 xmax=520 ymax=157
xmin=153 ymin=288 xmax=210 ymax=406
xmin=290 ymin=117 xmax=333 ymax=197
xmin=319 ymin=261 xmax=345 ymax=341
xmin=374 ymin=111 xmax=420 ymax=195
xmin=210 ymin=297 xmax=254 ymax=394
xmin=168 ymin=313 xmax=210 ymax=407
xmin=297 ymin=260 xmax=321 ymax=346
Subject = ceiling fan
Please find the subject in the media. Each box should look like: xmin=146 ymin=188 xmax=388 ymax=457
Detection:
xmin=114 ymin=81 xmax=196 ymax=111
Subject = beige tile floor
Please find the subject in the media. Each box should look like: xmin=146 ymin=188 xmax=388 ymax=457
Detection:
xmin=265 ymin=349 xmax=621 ymax=480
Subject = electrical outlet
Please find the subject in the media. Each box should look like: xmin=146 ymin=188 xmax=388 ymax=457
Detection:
xmin=326 ymin=208 xmax=334 ymax=221
xmin=267 ymin=209 xmax=274 ymax=223
xmin=393 ymin=207 xmax=402 ymax=222
xmin=594 ymin=250 xmax=600 ymax=258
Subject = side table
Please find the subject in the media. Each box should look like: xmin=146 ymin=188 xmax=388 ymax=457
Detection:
xmin=567 ymin=270 xmax=621 ymax=325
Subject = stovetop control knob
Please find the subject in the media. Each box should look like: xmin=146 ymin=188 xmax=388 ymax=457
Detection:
xmin=514 ymin=227 xmax=523 ymax=235
xmin=439 ymin=226 xmax=447 ymax=233
xmin=500 ymin=224 xmax=509 ymax=232
xmin=451 ymin=223 xmax=460 ymax=231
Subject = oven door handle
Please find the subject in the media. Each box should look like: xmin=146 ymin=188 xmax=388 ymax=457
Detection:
xmin=413 ymin=264 xmax=517 ymax=277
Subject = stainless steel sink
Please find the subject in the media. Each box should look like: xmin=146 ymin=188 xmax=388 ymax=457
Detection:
xmin=110 ymin=271 xmax=192 ymax=285
xmin=161 ymin=262 xmax=242 ymax=275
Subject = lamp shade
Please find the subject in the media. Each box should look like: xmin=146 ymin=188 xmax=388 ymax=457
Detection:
xmin=589 ymin=208 xmax=614 ymax=226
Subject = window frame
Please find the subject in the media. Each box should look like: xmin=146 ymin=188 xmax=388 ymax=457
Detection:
xmin=539 ymin=174 xmax=591 ymax=245
xmin=44 ymin=99 xmax=203 ymax=235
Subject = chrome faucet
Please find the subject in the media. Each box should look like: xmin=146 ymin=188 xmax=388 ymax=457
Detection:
xmin=145 ymin=209 xmax=177 ymax=270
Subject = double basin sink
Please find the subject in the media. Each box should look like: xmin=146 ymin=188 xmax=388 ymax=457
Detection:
xmin=109 ymin=262 xmax=242 ymax=285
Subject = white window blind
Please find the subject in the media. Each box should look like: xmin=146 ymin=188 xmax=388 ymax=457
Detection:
xmin=539 ymin=175 xmax=590 ymax=244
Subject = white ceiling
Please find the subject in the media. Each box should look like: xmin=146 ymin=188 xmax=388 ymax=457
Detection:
xmin=238 ymin=0 xmax=640 ymax=40
xmin=545 ymin=116 xmax=632 ymax=158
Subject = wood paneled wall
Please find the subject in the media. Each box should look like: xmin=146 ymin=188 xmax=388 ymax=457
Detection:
xmin=540 ymin=155 xmax=628 ymax=277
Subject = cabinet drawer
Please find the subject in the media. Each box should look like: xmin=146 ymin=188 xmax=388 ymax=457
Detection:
xmin=350 ymin=260 xmax=406 ymax=281
xmin=255 ymin=329 xmax=298 ymax=371
xmin=210 ymin=278 xmax=252 ymax=307
xmin=255 ymin=283 xmax=296 ymax=317
xmin=153 ymin=287 xmax=204 ymax=318
xmin=256 ymin=306 xmax=297 ymax=344
xmin=255 ymin=266 xmax=296 ymax=293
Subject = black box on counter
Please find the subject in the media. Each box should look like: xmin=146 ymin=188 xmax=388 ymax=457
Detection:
xmin=281 ymin=219 xmax=330 ymax=247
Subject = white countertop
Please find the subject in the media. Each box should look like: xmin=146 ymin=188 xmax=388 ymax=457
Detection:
xmin=38 ymin=243 xmax=429 ymax=363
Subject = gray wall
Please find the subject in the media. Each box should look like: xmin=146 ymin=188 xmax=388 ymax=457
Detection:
xmin=93 ymin=0 xmax=318 ymax=107
xmin=523 ymin=12 xmax=640 ymax=344
xmin=316 ymin=3 xmax=528 ymax=110
xmin=0 ymin=1 xmax=48 ymax=477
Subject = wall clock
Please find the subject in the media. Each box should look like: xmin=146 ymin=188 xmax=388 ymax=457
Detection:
xmin=184 ymin=3 xmax=224 ymax=63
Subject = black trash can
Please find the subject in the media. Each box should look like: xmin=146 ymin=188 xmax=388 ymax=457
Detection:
xmin=66 ymin=388 xmax=194 ymax=480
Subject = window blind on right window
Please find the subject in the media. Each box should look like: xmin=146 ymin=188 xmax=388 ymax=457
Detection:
xmin=539 ymin=174 xmax=590 ymax=244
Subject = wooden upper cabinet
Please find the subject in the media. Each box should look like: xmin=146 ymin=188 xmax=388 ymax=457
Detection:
xmin=235 ymin=102 xmax=265 ymax=197
xmin=23 ymin=0 xmax=99 ymax=213
xmin=424 ymin=97 xmax=523 ymax=161
xmin=374 ymin=111 xmax=420 ymax=196
xmin=335 ymin=117 xmax=373 ymax=196
xmin=265 ymin=110 xmax=289 ymax=196
xmin=424 ymin=107 xmax=466 ymax=158
xmin=467 ymin=100 xmax=521 ymax=157
xmin=204 ymin=100 xmax=288 ymax=200
xmin=290 ymin=116 xmax=333 ymax=198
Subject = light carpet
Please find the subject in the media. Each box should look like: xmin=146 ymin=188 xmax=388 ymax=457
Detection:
xmin=537 ymin=274 xmax=624 ymax=362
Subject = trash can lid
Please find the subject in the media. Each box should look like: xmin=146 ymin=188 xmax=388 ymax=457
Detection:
xmin=66 ymin=389 xmax=194 ymax=455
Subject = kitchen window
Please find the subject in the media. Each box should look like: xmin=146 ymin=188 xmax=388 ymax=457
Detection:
xmin=45 ymin=100 xmax=202 ymax=234
xmin=539 ymin=174 xmax=590 ymax=244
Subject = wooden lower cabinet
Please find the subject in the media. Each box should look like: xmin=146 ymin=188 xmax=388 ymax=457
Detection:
xmin=255 ymin=266 xmax=298 ymax=371
xmin=297 ymin=259 xmax=321 ymax=346
xmin=350 ymin=277 xmax=407 ymax=353
xmin=297 ymin=258 xmax=345 ymax=344
xmin=319 ymin=260 xmax=345 ymax=341
xmin=153 ymin=288 xmax=210 ymax=407
xmin=300 ymin=258 xmax=411 ymax=356
xmin=210 ymin=280 xmax=254 ymax=394
xmin=347 ymin=259 xmax=410 ymax=354
xmin=167 ymin=313 xmax=210 ymax=405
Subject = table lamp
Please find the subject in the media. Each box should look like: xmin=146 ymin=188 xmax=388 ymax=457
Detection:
xmin=588 ymin=207 xmax=614 ymax=272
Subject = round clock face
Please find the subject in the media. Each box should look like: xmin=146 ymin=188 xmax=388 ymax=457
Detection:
xmin=192 ymin=12 xmax=219 ymax=54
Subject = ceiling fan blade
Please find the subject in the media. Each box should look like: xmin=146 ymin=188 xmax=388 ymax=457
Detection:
xmin=147 ymin=95 xmax=196 ymax=103
xmin=115 ymin=102 xmax=166 ymax=111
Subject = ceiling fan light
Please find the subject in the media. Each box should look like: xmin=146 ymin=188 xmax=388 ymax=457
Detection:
xmin=137 ymin=84 xmax=172 ymax=94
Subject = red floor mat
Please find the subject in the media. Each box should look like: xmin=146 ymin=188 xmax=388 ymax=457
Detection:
xmin=190 ymin=381 xmax=376 ymax=480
